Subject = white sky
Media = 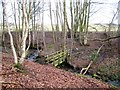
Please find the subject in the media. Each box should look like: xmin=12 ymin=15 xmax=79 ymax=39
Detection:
xmin=89 ymin=0 xmax=119 ymax=24
xmin=0 ymin=0 xmax=119 ymax=24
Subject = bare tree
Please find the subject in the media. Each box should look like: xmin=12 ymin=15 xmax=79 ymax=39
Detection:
xmin=32 ymin=1 xmax=36 ymax=47
xmin=69 ymin=0 xmax=74 ymax=54
xmin=49 ymin=0 xmax=56 ymax=50
xmin=118 ymin=1 xmax=120 ymax=57
xmin=19 ymin=0 xmax=30 ymax=64
xmin=68 ymin=0 xmax=91 ymax=45
xmin=2 ymin=0 xmax=32 ymax=67
xmin=2 ymin=0 xmax=18 ymax=64
xmin=63 ymin=0 xmax=67 ymax=50
xmin=2 ymin=1 xmax=6 ymax=52
xmin=42 ymin=0 xmax=47 ymax=51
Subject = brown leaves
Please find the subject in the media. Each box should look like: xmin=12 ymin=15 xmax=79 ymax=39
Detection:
xmin=1 ymin=53 xmax=110 ymax=88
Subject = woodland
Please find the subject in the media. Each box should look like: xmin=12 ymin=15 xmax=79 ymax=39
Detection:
xmin=0 ymin=0 xmax=120 ymax=89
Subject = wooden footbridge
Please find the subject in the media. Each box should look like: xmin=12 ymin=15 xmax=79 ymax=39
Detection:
xmin=45 ymin=49 xmax=70 ymax=67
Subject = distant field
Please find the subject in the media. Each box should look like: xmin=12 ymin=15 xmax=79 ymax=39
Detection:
xmin=89 ymin=24 xmax=118 ymax=32
xmin=36 ymin=24 xmax=119 ymax=32
xmin=0 ymin=24 xmax=118 ymax=32
xmin=41 ymin=24 xmax=118 ymax=32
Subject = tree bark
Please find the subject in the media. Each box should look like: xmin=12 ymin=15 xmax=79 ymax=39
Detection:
xmin=2 ymin=1 xmax=18 ymax=64
xmin=49 ymin=0 xmax=56 ymax=50
xmin=42 ymin=0 xmax=47 ymax=51
xmin=63 ymin=0 xmax=67 ymax=51
xmin=19 ymin=0 xmax=29 ymax=64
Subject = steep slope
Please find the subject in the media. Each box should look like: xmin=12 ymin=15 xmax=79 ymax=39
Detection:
xmin=1 ymin=53 xmax=111 ymax=89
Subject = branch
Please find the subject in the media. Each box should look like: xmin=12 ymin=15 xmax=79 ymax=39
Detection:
xmin=89 ymin=35 xmax=120 ymax=42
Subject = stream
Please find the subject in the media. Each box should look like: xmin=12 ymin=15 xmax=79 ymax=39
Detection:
xmin=27 ymin=50 xmax=46 ymax=64
xmin=27 ymin=50 xmax=120 ymax=87
xmin=27 ymin=50 xmax=40 ymax=61
xmin=107 ymin=80 xmax=120 ymax=87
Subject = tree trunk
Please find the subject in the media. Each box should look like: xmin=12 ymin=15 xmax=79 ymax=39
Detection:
xmin=19 ymin=0 xmax=29 ymax=64
xmin=42 ymin=0 xmax=47 ymax=51
xmin=118 ymin=1 xmax=120 ymax=58
xmin=70 ymin=0 xmax=74 ymax=54
xmin=49 ymin=0 xmax=56 ymax=50
xmin=2 ymin=1 xmax=18 ymax=64
xmin=2 ymin=1 xmax=6 ymax=52
xmin=63 ymin=0 xmax=67 ymax=51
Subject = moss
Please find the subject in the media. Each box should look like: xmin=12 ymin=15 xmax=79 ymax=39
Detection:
xmin=14 ymin=63 xmax=23 ymax=69
xmin=14 ymin=63 xmax=27 ymax=73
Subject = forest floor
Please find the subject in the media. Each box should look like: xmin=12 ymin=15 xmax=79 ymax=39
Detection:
xmin=1 ymin=53 xmax=112 ymax=89
xmin=1 ymin=31 xmax=120 ymax=89
xmin=41 ymin=32 xmax=120 ymax=80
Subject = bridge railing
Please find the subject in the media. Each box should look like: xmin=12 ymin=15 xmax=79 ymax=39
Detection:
xmin=45 ymin=49 xmax=70 ymax=67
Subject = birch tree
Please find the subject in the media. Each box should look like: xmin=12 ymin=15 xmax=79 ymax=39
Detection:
xmin=2 ymin=0 xmax=32 ymax=67
xmin=19 ymin=0 xmax=31 ymax=64
xmin=2 ymin=0 xmax=18 ymax=64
